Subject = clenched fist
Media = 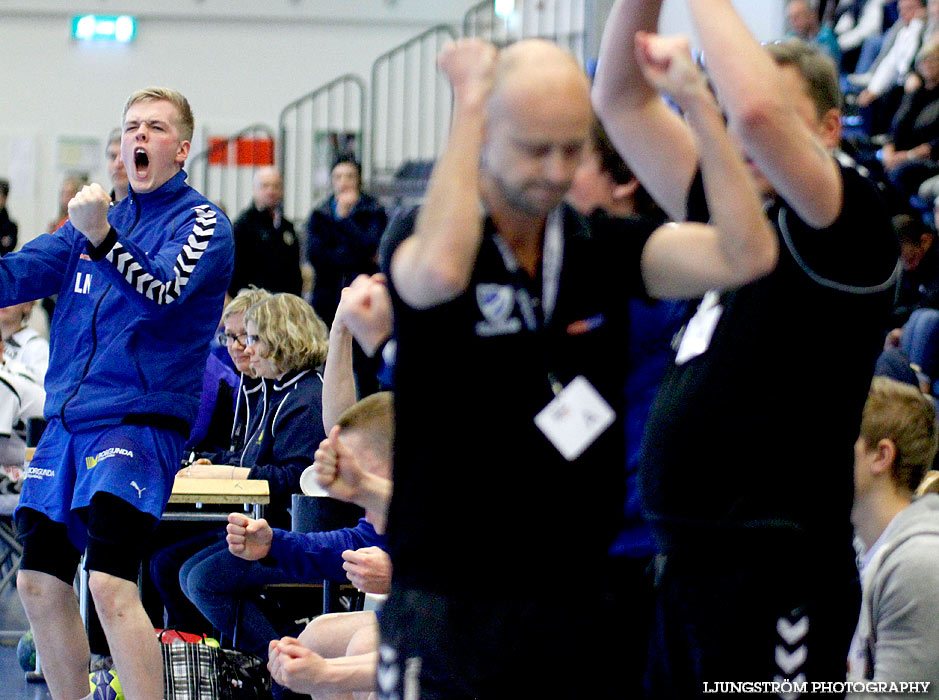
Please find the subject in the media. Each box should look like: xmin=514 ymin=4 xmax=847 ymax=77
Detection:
xmin=67 ymin=183 xmax=112 ymax=246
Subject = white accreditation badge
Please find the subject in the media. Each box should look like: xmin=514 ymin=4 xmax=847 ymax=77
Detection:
xmin=534 ymin=376 xmax=616 ymax=461
xmin=674 ymin=289 xmax=723 ymax=365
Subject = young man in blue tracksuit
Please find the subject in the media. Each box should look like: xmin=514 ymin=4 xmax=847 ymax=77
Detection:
xmin=7 ymin=88 xmax=233 ymax=700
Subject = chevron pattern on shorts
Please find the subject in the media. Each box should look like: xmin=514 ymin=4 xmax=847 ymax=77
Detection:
xmin=106 ymin=205 xmax=217 ymax=305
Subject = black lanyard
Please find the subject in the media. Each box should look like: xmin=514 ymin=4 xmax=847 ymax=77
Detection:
xmin=490 ymin=206 xmax=566 ymax=395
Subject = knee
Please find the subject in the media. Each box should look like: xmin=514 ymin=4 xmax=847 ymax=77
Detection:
xmin=183 ymin=558 xmax=216 ymax=604
xmin=88 ymin=570 xmax=138 ymax=620
xmin=298 ymin=613 xmax=341 ymax=655
xmin=16 ymin=569 xmax=66 ymax=608
xmin=345 ymin=623 xmax=378 ymax=657
xmin=178 ymin=561 xmax=194 ymax=600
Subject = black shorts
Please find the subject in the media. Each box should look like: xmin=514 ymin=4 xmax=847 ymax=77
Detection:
xmin=377 ymin=585 xmax=620 ymax=700
xmin=17 ymin=491 xmax=159 ymax=584
xmin=647 ymin=545 xmax=861 ymax=699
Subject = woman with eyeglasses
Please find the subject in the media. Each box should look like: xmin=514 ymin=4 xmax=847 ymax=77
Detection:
xmin=187 ymin=286 xmax=271 ymax=464
xmin=150 ymin=292 xmax=329 ymax=634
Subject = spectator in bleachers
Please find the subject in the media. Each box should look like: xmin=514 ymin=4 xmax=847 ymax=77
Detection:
xmin=891 ymin=213 xmax=939 ymax=323
xmin=854 ymin=0 xmax=927 ymax=135
xmin=0 ymin=302 xmax=48 ymax=382
xmin=105 ymin=128 xmax=128 ymax=203
xmin=788 ymin=0 xmax=842 ymax=62
xmin=0 ymin=178 xmax=17 ymax=256
xmin=307 ymin=156 xmax=387 ymax=328
xmin=879 ymin=40 xmax=939 ymax=201
xmin=152 ymin=293 xmax=328 ymax=633
xmin=0 ymin=337 xmax=44 ymax=468
xmin=47 ymin=172 xmax=88 ymax=234
xmin=925 ymin=0 xmax=939 ymax=39
xmin=848 ymin=376 xmax=939 ymax=685
xmin=835 ymin=0 xmax=888 ymax=70
xmin=596 ymin=1 xmax=899 ymax=690
xmin=230 ymin=167 xmax=302 ymax=297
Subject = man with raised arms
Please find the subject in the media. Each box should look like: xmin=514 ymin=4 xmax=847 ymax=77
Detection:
xmin=595 ymin=1 xmax=900 ymax=692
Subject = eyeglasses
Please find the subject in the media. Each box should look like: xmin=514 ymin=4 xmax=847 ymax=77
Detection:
xmin=217 ymin=331 xmax=249 ymax=347
xmin=244 ymin=335 xmax=262 ymax=347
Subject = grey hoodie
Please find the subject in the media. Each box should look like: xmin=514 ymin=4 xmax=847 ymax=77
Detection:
xmin=849 ymin=494 xmax=939 ymax=695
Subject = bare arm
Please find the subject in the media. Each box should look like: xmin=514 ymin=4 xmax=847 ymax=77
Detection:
xmin=268 ymin=638 xmax=376 ymax=695
xmin=636 ymin=34 xmax=778 ymax=299
xmin=175 ymin=464 xmax=250 ymax=479
xmin=390 ymin=39 xmax=497 ymax=309
xmin=592 ymin=0 xmax=699 ymax=221
xmin=688 ymin=0 xmax=842 ymax=228
xmin=322 ymin=274 xmax=393 ymax=430
xmin=322 ymin=321 xmax=356 ymax=432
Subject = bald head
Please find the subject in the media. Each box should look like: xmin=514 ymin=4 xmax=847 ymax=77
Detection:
xmin=253 ymin=166 xmax=283 ymax=210
xmin=480 ymin=40 xmax=592 ymax=218
xmin=488 ymin=39 xmax=591 ymax=119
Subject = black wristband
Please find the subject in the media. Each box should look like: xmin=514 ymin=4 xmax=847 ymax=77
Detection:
xmin=87 ymin=226 xmax=118 ymax=261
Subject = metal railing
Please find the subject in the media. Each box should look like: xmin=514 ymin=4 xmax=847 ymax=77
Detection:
xmin=368 ymin=24 xmax=456 ymax=204
xmin=463 ymin=0 xmax=587 ymax=65
xmin=278 ymin=74 xmax=366 ymax=223
xmin=187 ymin=123 xmax=276 ymax=219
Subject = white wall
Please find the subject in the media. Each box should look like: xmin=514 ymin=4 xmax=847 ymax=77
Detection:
xmin=0 ymin=1 xmax=479 ymax=241
xmin=587 ymin=1 xmax=786 ymax=67
xmin=659 ymin=0 xmax=786 ymax=44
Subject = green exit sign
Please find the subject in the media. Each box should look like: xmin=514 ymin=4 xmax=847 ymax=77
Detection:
xmin=72 ymin=15 xmax=136 ymax=43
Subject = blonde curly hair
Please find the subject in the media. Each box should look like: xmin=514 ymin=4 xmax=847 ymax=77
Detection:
xmin=244 ymin=293 xmax=328 ymax=374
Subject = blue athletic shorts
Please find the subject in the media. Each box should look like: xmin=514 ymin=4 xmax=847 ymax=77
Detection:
xmin=16 ymin=418 xmax=182 ymax=552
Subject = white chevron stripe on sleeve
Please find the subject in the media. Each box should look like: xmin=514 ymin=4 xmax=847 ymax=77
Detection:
xmin=105 ymin=206 xmax=219 ymax=305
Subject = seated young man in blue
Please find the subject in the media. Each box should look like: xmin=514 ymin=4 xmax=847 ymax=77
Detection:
xmin=189 ymin=392 xmax=392 ymax=697
xmin=267 ymin=393 xmax=395 ymax=700
xmin=10 ymin=87 xmax=233 ymax=700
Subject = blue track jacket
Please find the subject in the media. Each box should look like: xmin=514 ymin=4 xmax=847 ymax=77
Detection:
xmin=266 ymin=518 xmax=387 ymax=582
xmin=0 ymin=170 xmax=233 ymax=432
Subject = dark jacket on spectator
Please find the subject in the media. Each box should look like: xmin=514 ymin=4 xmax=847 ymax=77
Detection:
xmin=894 ymin=244 xmax=939 ymax=324
xmin=239 ymin=367 xmax=326 ymax=528
xmin=230 ymin=204 xmax=302 ymax=296
xmin=890 ymin=84 xmax=939 ymax=151
xmin=307 ymin=193 xmax=387 ymax=326
xmin=0 ymin=208 xmax=16 ymax=256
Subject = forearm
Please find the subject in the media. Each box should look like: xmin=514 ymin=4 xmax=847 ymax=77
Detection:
xmin=688 ymin=0 xmax=842 ymax=226
xmin=322 ymin=324 xmax=357 ymax=430
xmin=314 ymin=652 xmax=378 ymax=693
xmin=642 ymin=89 xmax=777 ymax=298
xmin=685 ymin=90 xmax=777 ymax=285
xmin=390 ymin=91 xmax=486 ymax=309
xmin=688 ymin=0 xmax=787 ymax=131
xmin=355 ymin=473 xmax=392 ymax=529
xmin=593 ymin=0 xmax=663 ymax=111
xmin=593 ymin=0 xmax=698 ymax=220
xmin=183 ymin=464 xmax=250 ymax=479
